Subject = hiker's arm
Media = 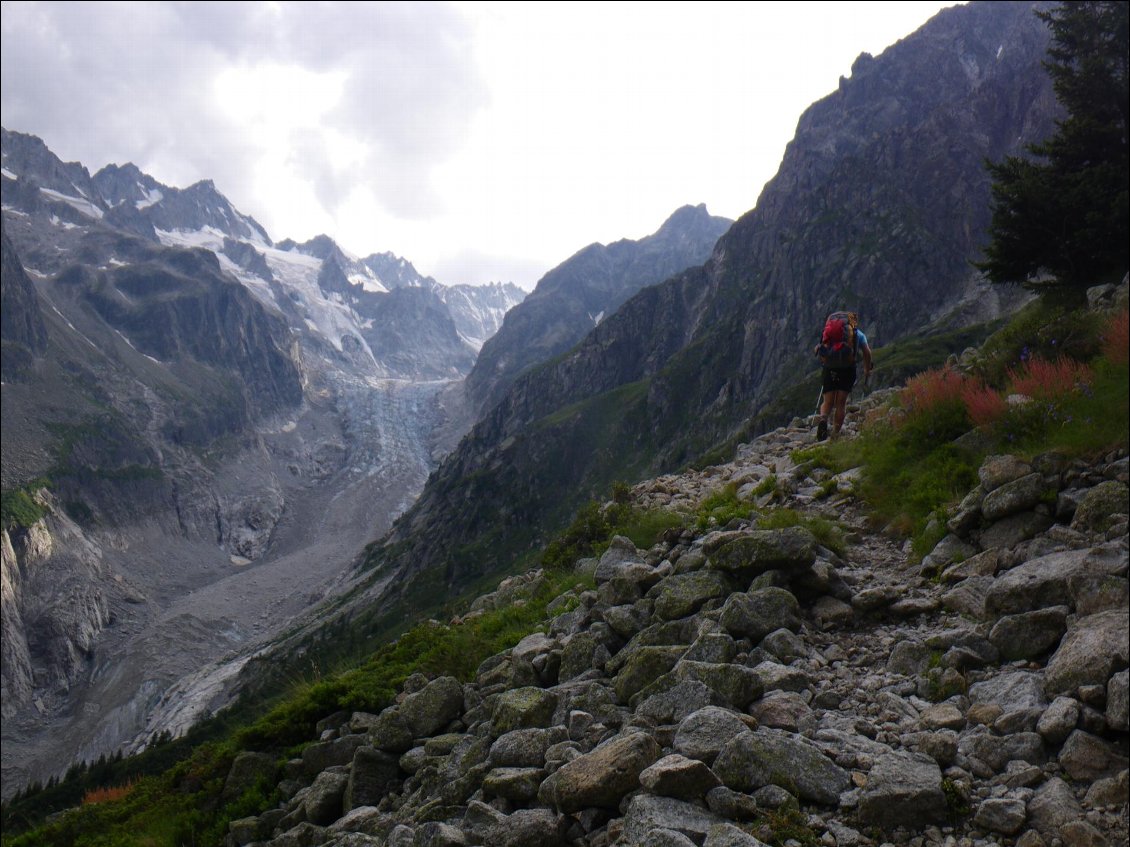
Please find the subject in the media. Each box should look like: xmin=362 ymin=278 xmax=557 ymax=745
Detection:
xmin=862 ymin=344 xmax=873 ymax=374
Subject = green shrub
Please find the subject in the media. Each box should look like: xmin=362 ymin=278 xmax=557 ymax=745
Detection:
xmin=1 ymin=485 xmax=48 ymax=531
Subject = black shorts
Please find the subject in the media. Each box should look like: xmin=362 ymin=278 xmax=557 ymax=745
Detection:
xmin=822 ymin=367 xmax=857 ymax=393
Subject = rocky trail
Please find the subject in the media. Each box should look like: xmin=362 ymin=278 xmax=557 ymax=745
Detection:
xmin=213 ymin=391 xmax=1127 ymax=847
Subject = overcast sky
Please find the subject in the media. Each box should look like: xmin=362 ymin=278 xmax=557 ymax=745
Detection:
xmin=1 ymin=1 xmax=958 ymax=289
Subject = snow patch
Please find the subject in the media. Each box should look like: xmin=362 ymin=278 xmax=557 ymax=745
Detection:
xmin=1 ymin=167 xmax=17 ymax=180
xmin=135 ymin=186 xmax=163 ymax=209
xmin=349 ymin=272 xmax=388 ymax=294
xmin=39 ymin=187 xmax=104 ymax=219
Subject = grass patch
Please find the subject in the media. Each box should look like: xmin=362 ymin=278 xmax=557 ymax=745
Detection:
xmin=1 ymin=479 xmax=50 ymax=531
xmin=695 ymin=482 xmax=754 ymax=531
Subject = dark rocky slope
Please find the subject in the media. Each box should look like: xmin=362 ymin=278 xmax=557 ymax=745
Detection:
xmin=465 ymin=204 xmax=732 ymax=416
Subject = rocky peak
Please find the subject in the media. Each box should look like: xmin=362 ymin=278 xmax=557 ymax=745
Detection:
xmin=361 ymin=251 xmax=436 ymax=290
xmin=465 ymin=203 xmax=731 ymax=417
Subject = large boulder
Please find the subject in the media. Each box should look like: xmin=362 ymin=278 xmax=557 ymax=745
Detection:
xmin=621 ymin=794 xmax=725 ymax=845
xmin=650 ymin=571 xmax=733 ymax=621
xmin=1071 ymin=481 xmax=1130 ymax=533
xmin=707 ymin=528 xmax=818 ymax=576
xmin=492 ymin=687 xmax=559 ymax=733
xmin=673 ymin=706 xmax=754 ymax=765
xmin=399 ymin=676 xmax=465 ymax=738
xmin=720 ymin=588 xmax=801 ymax=642
xmin=985 ymin=545 xmax=1127 ymax=616
xmin=550 ymin=731 xmax=661 ymax=812
xmin=1045 ymin=609 xmax=1130 ymax=696
xmin=857 ymin=751 xmax=948 ymax=829
xmin=712 ymin=728 xmax=849 ymax=805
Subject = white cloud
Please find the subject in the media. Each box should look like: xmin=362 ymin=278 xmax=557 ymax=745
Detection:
xmin=2 ymin=1 xmax=960 ymax=288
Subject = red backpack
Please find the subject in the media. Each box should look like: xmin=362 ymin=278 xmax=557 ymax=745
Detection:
xmin=818 ymin=311 xmax=857 ymax=367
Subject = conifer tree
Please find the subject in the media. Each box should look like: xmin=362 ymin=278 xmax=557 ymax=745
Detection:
xmin=978 ymin=1 xmax=1128 ymax=289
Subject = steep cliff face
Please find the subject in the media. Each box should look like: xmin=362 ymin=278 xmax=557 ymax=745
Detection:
xmin=0 ymin=224 xmax=48 ymax=379
xmin=356 ymin=1 xmax=1060 ymax=612
xmin=465 ymin=204 xmax=731 ymax=416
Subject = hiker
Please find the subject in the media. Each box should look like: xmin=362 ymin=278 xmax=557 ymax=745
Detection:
xmin=814 ymin=311 xmax=873 ymax=440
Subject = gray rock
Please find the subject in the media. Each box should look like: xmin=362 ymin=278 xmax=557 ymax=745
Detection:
xmin=635 ymin=678 xmax=716 ymax=724
xmin=640 ymin=830 xmax=698 ymax=847
xmin=344 ymin=747 xmax=400 ymax=812
xmin=1084 ymin=770 xmax=1130 ymax=809
xmin=1045 ymin=609 xmax=1130 ymax=696
xmin=980 ymin=456 xmax=1033 ymax=492
xmin=622 ymin=794 xmax=725 ymax=845
xmin=713 ymin=727 xmax=849 ymax=805
xmin=302 ymin=734 xmax=369 ymax=779
xmin=400 ymin=676 xmax=465 ymax=738
xmin=594 ymin=536 xmax=645 ymax=583
xmin=674 ymin=706 xmax=753 ymax=765
xmin=481 ymin=767 xmax=545 ymax=802
xmin=650 ymin=570 xmax=733 ymax=620
xmin=704 ymin=823 xmax=773 ymax=847
xmin=558 ymin=631 xmax=605 ymax=682
xmin=857 ymin=751 xmax=948 ymax=829
xmin=1060 ymin=820 xmax=1111 ymax=847
xmin=919 ymin=702 xmax=965 ymax=731
xmin=707 ymin=527 xmax=818 ymax=576
xmin=720 ymin=587 xmax=801 ymax=642
xmin=1108 ymin=669 xmax=1129 ymax=731
xmin=985 ymin=546 xmax=1126 ymax=616
xmin=989 ymin=607 xmax=1070 ymax=661
xmin=550 ymin=730 xmax=661 ymax=812
xmin=657 ymin=660 xmax=763 ymax=710
xmin=940 ymin=548 xmax=1001 ymax=583
xmin=1071 ymin=481 xmax=1130 ymax=533
xmin=750 ymin=691 xmax=812 ymax=732
xmin=982 ymin=473 xmax=1048 ymax=522
xmin=639 ymin=753 xmax=723 ymax=800
xmin=974 ymin=798 xmax=1028 ymax=835
xmin=413 ymin=822 xmax=466 ymax=847
xmin=1036 ymin=696 xmax=1081 ymax=745
xmin=969 ymin=671 xmax=1048 ymax=714
xmin=1027 ymin=776 xmax=1083 ymax=837
xmin=921 ymin=534 xmax=980 ymax=575
xmin=273 ymin=822 xmax=330 ymax=847
xmin=978 ymin=511 xmax=1053 ymax=551
xmin=811 ymin=595 xmax=854 ymax=629
xmin=887 ymin=640 xmax=931 ymax=676
xmin=304 ymin=770 xmax=349 ymax=826
xmin=488 ymin=727 xmax=566 ymax=767
xmin=492 ymin=687 xmax=559 ymax=732
xmin=614 ymin=646 xmax=688 ymax=703
xmin=705 ymin=786 xmax=760 ymax=821
xmin=329 ymin=806 xmax=386 ymax=834
xmin=942 ymin=576 xmax=995 ymax=619
xmin=759 ymin=628 xmax=806 ymax=661
xmin=963 ymin=727 xmax=1046 ymax=772
xmin=686 ymin=632 xmax=739 ymax=664
xmin=1057 ymin=730 xmax=1130 ymax=781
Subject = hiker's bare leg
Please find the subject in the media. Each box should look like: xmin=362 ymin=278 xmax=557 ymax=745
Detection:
xmin=833 ymin=392 xmax=849 ymax=436
xmin=820 ymin=392 xmax=835 ymax=421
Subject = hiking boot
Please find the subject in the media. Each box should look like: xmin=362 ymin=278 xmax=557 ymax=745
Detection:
xmin=816 ymin=417 xmax=828 ymax=441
